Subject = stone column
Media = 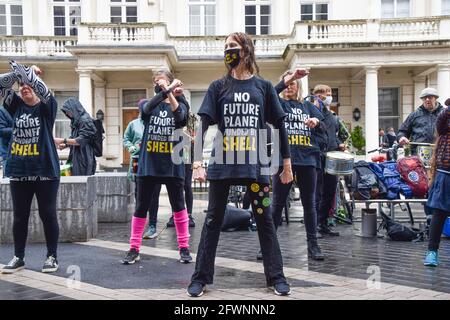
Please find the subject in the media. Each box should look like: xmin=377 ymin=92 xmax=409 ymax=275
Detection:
xmin=365 ymin=66 xmax=380 ymax=156
xmin=437 ymin=64 xmax=450 ymax=105
xmin=78 ymin=70 xmax=93 ymax=116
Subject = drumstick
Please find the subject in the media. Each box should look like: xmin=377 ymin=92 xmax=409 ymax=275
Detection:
xmin=409 ymin=142 xmax=435 ymax=146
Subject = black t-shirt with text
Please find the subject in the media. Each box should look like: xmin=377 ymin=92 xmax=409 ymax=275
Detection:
xmin=137 ymin=101 xmax=187 ymax=179
xmin=4 ymin=93 xmax=60 ymax=178
xmin=198 ymin=76 xmax=286 ymax=184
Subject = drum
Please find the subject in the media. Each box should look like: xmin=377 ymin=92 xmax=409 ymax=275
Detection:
xmin=325 ymin=151 xmax=354 ymax=176
xmin=417 ymin=145 xmax=433 ymax=167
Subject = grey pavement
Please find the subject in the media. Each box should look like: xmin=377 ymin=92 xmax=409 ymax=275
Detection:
xmin=0 ymin=191 xmax=449 ymax=300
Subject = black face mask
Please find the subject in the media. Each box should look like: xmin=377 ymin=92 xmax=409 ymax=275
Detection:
xmin=224 ymin=48 xmax=241 ymax=69
xmin=154 ymin=85 xmax=163 ymax=94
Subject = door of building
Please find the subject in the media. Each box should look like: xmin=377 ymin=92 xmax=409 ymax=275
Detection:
xmin=122 ymin=109 xmax=140 ymax=165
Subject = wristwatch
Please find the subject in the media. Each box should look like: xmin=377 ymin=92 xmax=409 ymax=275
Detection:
xmin=63 ymin=138 xmax=67 ymax=145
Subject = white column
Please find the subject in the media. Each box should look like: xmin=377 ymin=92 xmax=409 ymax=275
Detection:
xmin=365 ymin=66 xmax=380 ymax=156
xmin=437 ymin=65 xmax=450 ymax=105
xmin=78 ymin=71 xmax=93 ymax=116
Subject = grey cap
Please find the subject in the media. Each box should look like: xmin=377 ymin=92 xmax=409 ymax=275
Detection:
xmin=420 ymin=87 xmax=439 ymax=99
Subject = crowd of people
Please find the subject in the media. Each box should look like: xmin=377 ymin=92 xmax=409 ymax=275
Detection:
xmin=0 ymin=31 xmax=448 ymax=298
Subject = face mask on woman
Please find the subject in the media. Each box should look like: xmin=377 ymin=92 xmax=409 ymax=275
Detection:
xmin=324 ymin=96 xmax=333 ymax=106
xmin=224 ymin=48 xmax=241 ymax=69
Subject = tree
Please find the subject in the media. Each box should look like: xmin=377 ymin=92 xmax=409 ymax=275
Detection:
xmin=350 ymin=125 xmax=365 ymax=155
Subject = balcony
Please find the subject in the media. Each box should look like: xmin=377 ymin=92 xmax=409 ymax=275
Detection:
xmin=0 ymin=36 xmax=77 ymax=57
xmin=0 ymin=16 xmax=449 ymax=59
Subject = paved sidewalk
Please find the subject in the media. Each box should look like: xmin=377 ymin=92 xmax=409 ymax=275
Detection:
xmin=0 ymin=193 xmax=449 ymax=300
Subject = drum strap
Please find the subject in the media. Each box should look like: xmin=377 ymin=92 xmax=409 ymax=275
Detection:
xmin=437 ymin=169 xmax=450 ymax=175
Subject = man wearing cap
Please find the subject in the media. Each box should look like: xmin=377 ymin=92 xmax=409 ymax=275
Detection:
xmin=397 ymin=87 xmax=444 ymax=231
xmin=398 ymin=87 xmax=444 ymax=154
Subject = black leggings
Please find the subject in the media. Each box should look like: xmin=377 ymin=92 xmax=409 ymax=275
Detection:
xmin=134 ymin=176 xmax=185 ymax=218
xmin=191 ymin=179 xmax=286 ymax=286
xmin=272 ymin=166 xmax=318 ymax=241
xmin=184 ymin=164 xmax=193 ymax=215
xmin=135 ymin=182 xmax=160 ymax=227
xmin=10 ymin=180 xmax=60 ymax=259
xmin=428 ymin=209 xmax=450 ymax=251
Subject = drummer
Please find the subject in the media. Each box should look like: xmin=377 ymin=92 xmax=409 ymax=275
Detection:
xmin=397 ymin=87 xmax=445 ymax=229
xmin=310 ymin=84 xmax=346 ymax=237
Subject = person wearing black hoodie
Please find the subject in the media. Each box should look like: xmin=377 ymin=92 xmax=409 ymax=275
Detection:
xmin=55 ymin=98 xmax=97 ymax=176
xmin=0 ymin=61 xmax=60 ymax=274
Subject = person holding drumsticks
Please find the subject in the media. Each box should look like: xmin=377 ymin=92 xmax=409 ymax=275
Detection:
xmin=398 ymin=88 xmax=445 ymax=230
xmin=311 ymin=84 xmax=345 ymax=237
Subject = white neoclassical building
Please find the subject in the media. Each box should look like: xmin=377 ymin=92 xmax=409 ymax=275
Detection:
xmin=1 ymin=0 xmax=449 ymax=168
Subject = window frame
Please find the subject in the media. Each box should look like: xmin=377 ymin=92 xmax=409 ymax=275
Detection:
xmin=300 ymin=2 xmax=329 ymax=21
xmin=110 ymin=0 xmax=138 ymax=23
xmin=378 ymin=87 xmax=401 ymax=132
xmin=381 ymin=0 xmax=411 ymax=19
xmin=0 ymin=0 xmax=23 ymax=36
xmin=188 ymin=0 xmax=216 ymax=36
xmin=52 ymin=0 xmax=81 ymax=36
xmin=244 ymin=0 xmax=271 ymax=36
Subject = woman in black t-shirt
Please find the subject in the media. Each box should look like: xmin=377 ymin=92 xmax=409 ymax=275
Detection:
xmin=187 ymin=32 xmax=293 ymax=297
xmin=121 ymin=70 xmax=193 ymax=265
xmin=0 ymin=61 xmax=60 ymax=274
xmin=270 ymin=69 xmax=326 ymax=261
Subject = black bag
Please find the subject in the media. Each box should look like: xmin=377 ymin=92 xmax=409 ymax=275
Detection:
xmin=380 ymin=212 xmax=423 ymax=241
xmin=221 ymin=205 xmax=253 ymax=232
xmin=92 ymin=119 xmax=105 ymax=157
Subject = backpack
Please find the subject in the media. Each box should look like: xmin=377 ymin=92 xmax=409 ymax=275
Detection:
xmin=351 ymin=161 xmax=384 ymax=200
xmin=92 ymin=119 xmax=105 ymax=157
xmin=380 ymin=212 xmax=424 ymax=241
xmin=221 ymin=205 xmax=254 ymax=232
xmin=396 ymin=156 xmax=428 ymax=199
xmin=369 ymin=161 xmax=412 ymax=200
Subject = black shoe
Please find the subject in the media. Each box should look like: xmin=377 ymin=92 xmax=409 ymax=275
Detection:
xmin=42 ymin=255 xmax=59 ymax=273
xmin=273 ymin=282 xmax=291 ymax=296
xmin=256 ymin=249 xmax=263 ymax=261
xmin=307 ymin=241 xmax=325 ymax=261
xmin=166 ymin=216 xmax=175 ymax=228
xmin=187 ymin=282 xmax=205 ymax=297
xmin=2 ymin=256 xmax=25 ymax=274
xmin=180 ymin=248 xmax=193 ymax=263
xmin=318 ymin=224 xmax=340 ymax=236
xmin=188 ymin=215 xmax=196 ymax=228
xmin=121 ymin=249 xmax=140 ymax=265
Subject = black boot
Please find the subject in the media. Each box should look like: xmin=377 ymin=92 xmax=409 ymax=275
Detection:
xmin=307 ymin=240 xmax=325 ymax=261
xmin=188 ymin=214 xmax=196 ymax=227
xmin=317 ymin=224 xmax=340 ymax=237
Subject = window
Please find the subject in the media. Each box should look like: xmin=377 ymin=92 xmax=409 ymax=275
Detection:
xmin=54 ymin=91 xmax=78 ymax=140
xmin=443 ymin=0 xmax=450 ymax=15
xmin=189 ymin=0 xmax=216 ymax=36
xmin=300 ymin=3 xmax=328 ymax=21
xmin=381 ymin=0 xmax=410 ymax=18
xmin=53 ymin=0 xmax=81 ymax=36
xmin=0 ymin=1 xmax=23 ymax=35
xmin=110 ymin=0 xmax=137 ymax=23
xmin=378 ymin=88 xmax=400 ymax=132
xmin=122 ymin=89 xmax=146 ymax=108
xmin=245 ymin=0 xmax=271 ymax=35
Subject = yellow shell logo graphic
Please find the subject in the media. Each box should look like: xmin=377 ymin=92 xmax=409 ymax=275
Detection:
xmin=251 ymin=183 xmax=260 ymax=193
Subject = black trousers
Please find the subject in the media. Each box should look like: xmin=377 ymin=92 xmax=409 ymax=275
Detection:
xmin=184 ymin=164 xmax=193 ymax=215
xmin=272 ymin=166 xmax=318 ymax=241
xmin=10 ymin=180 xmax=60 ymax=259
xmin=316 ymin=168 xmax=338 ymax=226
xmin=428 ymin=209 xmax=450 ymax=251
xmin=134 ymin=176 xmax=185 ymax=219
xmin=191 ymin=179 xmax=286 ymax=286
